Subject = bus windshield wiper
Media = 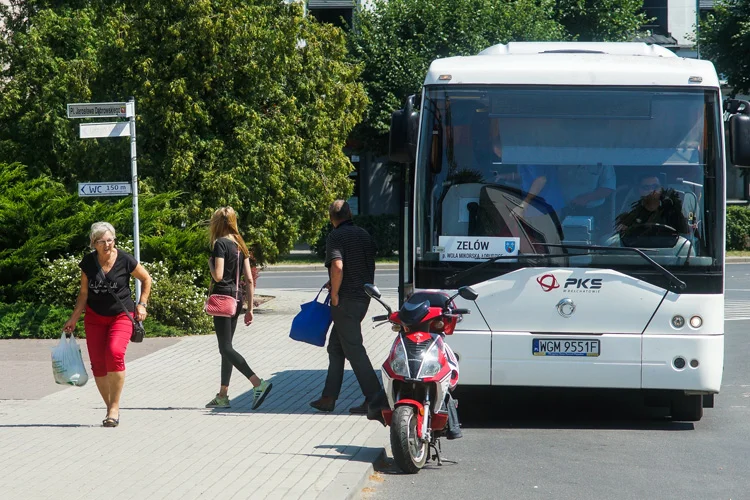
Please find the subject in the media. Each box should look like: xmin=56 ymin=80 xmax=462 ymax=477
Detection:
xmin=445 ymin=253 xmax=561 ymax=286
xmin=444 ymin=245 xmax=686 ymax=291
xmin=538 ymin=244 xmax=687 ymax=291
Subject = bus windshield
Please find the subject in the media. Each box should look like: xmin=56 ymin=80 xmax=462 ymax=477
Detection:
xmin=414 ymin=86 xmax=723 ymax=286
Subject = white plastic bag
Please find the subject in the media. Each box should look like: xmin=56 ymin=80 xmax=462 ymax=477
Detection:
xmin=51 ymin=332 xmax=89 ymax=387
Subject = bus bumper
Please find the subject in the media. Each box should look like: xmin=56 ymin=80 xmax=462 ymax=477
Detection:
xmin=451 ymin=330 xmax=723 ymax=393
xmin=641 ymin=334 xmax=724 ymax=393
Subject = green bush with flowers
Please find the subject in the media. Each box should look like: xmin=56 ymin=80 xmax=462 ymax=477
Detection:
xmin=0 ymin=237 xmax=213 ymax=339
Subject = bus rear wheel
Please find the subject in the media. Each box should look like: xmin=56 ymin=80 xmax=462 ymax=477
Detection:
xmin=670 ymin=394 xmax=703 ymax=421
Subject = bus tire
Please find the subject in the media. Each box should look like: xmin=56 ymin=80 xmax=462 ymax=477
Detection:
xmin=671 ymin=394 xmax=703 ymax=421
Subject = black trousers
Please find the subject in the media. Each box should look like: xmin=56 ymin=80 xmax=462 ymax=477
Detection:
xmin=213 ymin=304 xmax=254 ymax=387
xmin=322 ymin=298 xmax=381 ymax=400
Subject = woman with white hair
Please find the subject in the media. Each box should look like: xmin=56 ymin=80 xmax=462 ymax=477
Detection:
xmin=63 ymin=221 xmax=152 ymax=427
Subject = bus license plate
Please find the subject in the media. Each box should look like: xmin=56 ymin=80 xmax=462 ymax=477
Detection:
xmin=533 ymin=338 xmax=600 ymax=357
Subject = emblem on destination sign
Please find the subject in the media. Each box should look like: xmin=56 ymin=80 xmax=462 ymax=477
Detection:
xmin=556 ymin=298 xmax=576 ymax=318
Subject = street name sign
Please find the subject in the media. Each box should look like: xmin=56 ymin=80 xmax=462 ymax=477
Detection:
xmin=67 ymin=102 xmax=131 ymax=119
xmin=78 ymin=182 xmax=132 ymax=197
xmin=79 ymin=122 xmax=131 ymax=139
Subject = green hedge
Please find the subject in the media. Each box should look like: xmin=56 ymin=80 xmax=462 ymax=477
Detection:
xmin=0 ymin=302 xmax=189 ymax=340
xmin=33 ymin=248 xmax=214 ymax=337
xmin=311 ymin=214 xmax=399 ymax=258
xmin=727 ymin=206 xmax=750 ymax=250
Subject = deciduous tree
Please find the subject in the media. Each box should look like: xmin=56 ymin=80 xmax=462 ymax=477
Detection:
xmin=348 ymin=0 xmax=567 ymax=154
xmin=0 ymin=0 xmax=367 ymax=261
xmin=697 ymin=0 xmax=750 ymax=95
xmin=554 ymin=0 xmax=649 ymax=42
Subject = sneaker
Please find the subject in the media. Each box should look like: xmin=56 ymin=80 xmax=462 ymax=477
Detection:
xmin=252 ymin=379 xmax=273 ymax=410
xmin=206 ymin=394 xmax=230 ymax=408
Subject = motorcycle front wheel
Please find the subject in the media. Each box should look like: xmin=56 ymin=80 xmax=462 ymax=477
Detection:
xmin=390 ymin=405 xmax=428 ymax=474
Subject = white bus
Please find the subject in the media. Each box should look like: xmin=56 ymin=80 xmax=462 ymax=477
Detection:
xmin=388 ymin=42 xmax=750 ymax=421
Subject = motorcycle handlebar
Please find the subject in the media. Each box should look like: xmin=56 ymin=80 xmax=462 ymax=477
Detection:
xmin=447 ymin=308 xmax=470 ymax=315
xmin=372 ymin=314 xmax=389 ymax=322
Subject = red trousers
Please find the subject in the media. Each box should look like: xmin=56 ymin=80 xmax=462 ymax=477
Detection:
xmin=84 ymin=306 xmax=132 ymax=377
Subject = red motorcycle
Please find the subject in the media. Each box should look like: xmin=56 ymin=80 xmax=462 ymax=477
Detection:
xmin=364 ymin=283 xmax=478 ymax=473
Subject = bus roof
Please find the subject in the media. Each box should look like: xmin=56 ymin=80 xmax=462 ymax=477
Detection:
xmin=424 ymin=42 xmax=720 ymax=88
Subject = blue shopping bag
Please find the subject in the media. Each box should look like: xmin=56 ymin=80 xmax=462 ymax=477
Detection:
xmin=289 ymin=287 xmax=333 ymax=347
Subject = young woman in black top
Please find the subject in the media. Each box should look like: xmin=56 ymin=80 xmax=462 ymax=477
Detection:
xmin=63 ymin=221 xmax=152 ymax=427
xmin=206 ymin=207 xmax=272 ymax=410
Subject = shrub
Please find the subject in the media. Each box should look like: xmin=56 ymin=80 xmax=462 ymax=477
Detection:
xmin=146 ymin=261 xmax=213 ymax=335
xmin=38 ymin=253 xmax=86 ymax=308
xmin=311 ymin=214 xmax=399 ymax=258
xmin=36 ymin=246 xmax=214 ymax=336
xmin=141 ymin=225 xmax=211 ymax=282
xmin=727 ymin=206 xmax=750 ymax=250
xmin=0 ymin=302 xmax=185 ymax=339
xmin=0 ymin=302 xmax=73 ymax=339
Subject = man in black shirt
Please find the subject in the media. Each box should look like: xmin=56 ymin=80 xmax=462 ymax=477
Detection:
xmin=310 ymin=200 xmax=382 ymax=414
xmin=616 ymin=174 xmax=690 ymax=237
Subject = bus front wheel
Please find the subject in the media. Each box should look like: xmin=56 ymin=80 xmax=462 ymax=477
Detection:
xmin=670 ymin=394 xmax=703 ymax=421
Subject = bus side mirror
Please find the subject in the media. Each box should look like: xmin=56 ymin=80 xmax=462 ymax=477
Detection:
xmin=389 ymin=95 xmax=419 ymax=164
xmin=727 ymin=99 xmax=750 ymax=168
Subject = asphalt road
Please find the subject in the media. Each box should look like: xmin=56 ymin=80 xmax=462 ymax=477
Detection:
xmin=364 ymin=264 xmax=750 ymax=500
xmin=259 ymin=268 xmax=399 ymax=292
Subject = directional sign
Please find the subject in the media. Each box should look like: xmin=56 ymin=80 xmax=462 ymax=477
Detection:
xmin=78 ymin=182 xmax=132 ymax=197
xmin=67 ymin=102 xmax=130 ymax=119
xmin=80 ymin=122 xmax=131 ymax=139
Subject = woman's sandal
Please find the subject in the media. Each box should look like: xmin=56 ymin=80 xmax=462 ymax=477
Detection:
xmin=102 ymin=416 xmax=119 ymax=427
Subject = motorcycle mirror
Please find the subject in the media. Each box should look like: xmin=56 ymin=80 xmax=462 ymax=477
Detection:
xmin=364 ymin=283 xmax=381 ymax=299
xmin=458 ymin=286 xmax=479 ymax=301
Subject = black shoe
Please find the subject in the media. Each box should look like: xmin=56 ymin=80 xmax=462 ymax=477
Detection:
xmin=310 ymin=396 xmax=335 ymax=412
xmin=349 ymin=398 xmax=369 ymax=414
xmin=366 ymin=390 xmax=388 ymax=425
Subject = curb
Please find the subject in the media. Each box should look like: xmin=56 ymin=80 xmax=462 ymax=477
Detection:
xmin=318 ymin=432 xmax=388 ymax=500
xmin=727 ymin=257 xmax=750 ymax=263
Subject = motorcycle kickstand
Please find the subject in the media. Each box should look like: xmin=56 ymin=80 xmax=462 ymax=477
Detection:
xmin=430 ymin=438 xmax=457 ymax=466
xmin=429 ymin=439 xmax=443 ymax=466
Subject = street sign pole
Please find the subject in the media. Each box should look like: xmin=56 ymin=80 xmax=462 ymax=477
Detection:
xmin=128 ymin=97 xmax=142 ymax=302
xmin=69 ymin=98 xmax=143 ymax=303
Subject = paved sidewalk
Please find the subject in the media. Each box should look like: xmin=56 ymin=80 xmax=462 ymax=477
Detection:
xmin=0 ymin=288 xmax=398 ymax=500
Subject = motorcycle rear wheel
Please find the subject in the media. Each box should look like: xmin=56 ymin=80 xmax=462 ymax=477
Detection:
xmin=390 ymin=405 xmax=428 ymax=474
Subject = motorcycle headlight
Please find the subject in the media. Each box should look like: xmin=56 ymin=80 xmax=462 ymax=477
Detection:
xmin=418 ymin=342 xmax=442 ymax=378
xmin=390 ymin=341 xmax=409 ymax=377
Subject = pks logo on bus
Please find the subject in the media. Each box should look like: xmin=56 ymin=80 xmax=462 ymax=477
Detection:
xmin=564 ymin=278 xmax=603 ymax=291
xmin=536 ymin=274 xmax=559 ymax=292
xmin=536 ymin=275 xmax=603 ymax=292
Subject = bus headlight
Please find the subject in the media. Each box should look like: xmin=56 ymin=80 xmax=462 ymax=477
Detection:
xmin=419 ymin=343 xmax=442 ymax=378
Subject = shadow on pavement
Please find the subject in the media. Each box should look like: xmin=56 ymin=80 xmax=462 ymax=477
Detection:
xmin=0 ymin=424 xmax=100 ymax=428
xmin=454 ymin=386 xmax=695 ymax=431
xmin=193 ymin=369 xmax=371 ymax=416
xmin=304 ymin=444 xmax=384 ymax=462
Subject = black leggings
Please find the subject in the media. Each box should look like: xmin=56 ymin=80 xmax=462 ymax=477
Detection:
xmin=214 ymin=308 xmax=255 ymax=387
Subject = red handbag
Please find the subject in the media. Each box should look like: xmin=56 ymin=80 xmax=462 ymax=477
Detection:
xmin=204 ymin=249 xmax=241 ymax=317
